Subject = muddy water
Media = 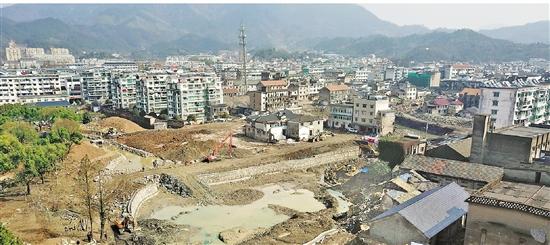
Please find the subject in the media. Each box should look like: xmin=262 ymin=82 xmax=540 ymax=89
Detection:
xmin=149 ymin=184 xmax=326 ymax=244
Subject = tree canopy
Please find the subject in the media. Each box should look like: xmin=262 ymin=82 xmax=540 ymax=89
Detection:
xmin=0 ymin=104 xmax=84 ymax=194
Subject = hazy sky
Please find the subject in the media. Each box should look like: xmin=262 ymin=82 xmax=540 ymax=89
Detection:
xmin=363 ymin=4 xmax=549 ymax=30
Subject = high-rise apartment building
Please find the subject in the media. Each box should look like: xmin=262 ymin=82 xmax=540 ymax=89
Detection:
xmin=479 ymin=83 xmax=550 ymax=129
xmin=136 ymin=72 xmax=172 ymax=114
xmin=167 ymin=72 xmax=223 ymax=121
xmin=0 ymin=73 xmax=69 ymax=105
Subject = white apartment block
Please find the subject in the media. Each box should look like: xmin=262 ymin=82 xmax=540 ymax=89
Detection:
xmin=167 ymin=72 xmax=223 ymax=121
xmin=136 ymin=73 xmax=173 ymax=114
xmin=24 ymin=48 xmax=45 ymax=58
xmin=479 ymin=84 xmax=550 ymax=129
xmin=111 ymin=73 xmax=138 ymax=109
xmin=355 ymin=69 xmax=370 ymax=83
xmin=0 ymin=74 xmax=69 ymax=105
xmin=353 ymin=95 xmax=395 ymax=136
xmin=103 ymin=61 xmax=139 ymax=72
xmin=5 ymin=41 xmax=21 ymax=62
xmin=81 ymin=70 xmax=111 ymax=102
xmin=327 ymin=103 xmax=354 ymax=129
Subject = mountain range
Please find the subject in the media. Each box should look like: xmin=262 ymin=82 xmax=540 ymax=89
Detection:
xmin=0 ymin=4 xmax=548 ymax=62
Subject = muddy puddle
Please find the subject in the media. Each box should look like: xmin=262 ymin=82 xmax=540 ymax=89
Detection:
xmin=149 ymin=184 xmax=326 ymax=244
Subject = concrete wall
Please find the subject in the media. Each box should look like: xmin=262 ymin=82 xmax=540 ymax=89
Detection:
xmin=503 ymin=169 xmax=539 ymax=184
xmin=127 ymin=184 xmax=159 ymax=218
xmin=370 ymin=214 xmax=429 ymax=245
xmin=465 ymin=203 xmax=550 ymax=245
xmin=479 ymin=88 xmax=517 ymax=129
xmin=542 ymin=172 xmax=550 ymax=185
xmin=470 ymin=114 xmax=489 ymax=163
xmin=483 ymin=134 xmax=532 ymax=166
xmin=198 ymin=145 xmax=360 ymax=185
xmin=109 ymin=140 xmax=154 ymax=158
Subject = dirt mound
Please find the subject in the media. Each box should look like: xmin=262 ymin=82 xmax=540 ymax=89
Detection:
xmin=65 ymin=141 xmax=109 ymax=163
xmin=222 ymin=189 xmax=264 ymax=205
xmin=116 ymin=128 xmax=216 ymax=162
xmin=98 ymin=117 xmax=145 ymax=133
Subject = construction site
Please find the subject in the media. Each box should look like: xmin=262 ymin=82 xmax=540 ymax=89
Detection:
xmin=0 ymin=115 xmax=396 ymax=244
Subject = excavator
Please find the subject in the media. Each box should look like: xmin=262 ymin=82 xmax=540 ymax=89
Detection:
xmin=113 ymin=215 xmax=135 ymax=234
xmin=203 ymin=131 xmax=234 ymax=162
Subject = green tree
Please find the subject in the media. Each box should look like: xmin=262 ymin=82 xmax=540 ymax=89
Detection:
xmin=82 ymin=112 xmax=93 ymax=124
xmin=39 ymin=107 xmax=83 ymax=124
xmin=50 ymin=119 xmax=83 ymax=144
xmin=0 ymin=121 xmax=38 ymax=144
xmin=17 ymin=158 xmax=39 ymax=195
xmin=219 ymin=112 xmax=229 ymax=119
xmin=186 ymin=114 xmax=196 ymax=122
xmin=0 ymin=223 xmax=23 ymax=245
xmin=0 ymin=134 xmax=23 ymax=172
xmin=378 ymin=140 xmax=406 ymax=167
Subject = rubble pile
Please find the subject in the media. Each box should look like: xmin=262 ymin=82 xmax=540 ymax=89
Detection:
xmin=152 ymin=159 xmax=183 ymax=168
xmin=158 ymin=174 xmax=193 ymax=197
xmin=138 ymin=219 xmax=183 ymax=235
xmin=343 ymin=192 xmax=385 ymax=233
xmin=415 ymin=113 xmax=473 ymax=128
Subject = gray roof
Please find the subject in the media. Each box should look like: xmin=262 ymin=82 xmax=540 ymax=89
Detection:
xmin=401 ymin=155 xmax=503 ymax=183
xmin=495 ymin=126 xmax=550 ymax=139
xmin=372 ymin=182 xmax=469 ymax=238
xmin=34 ymin=100 xmax=71 ymax=107
xmin=467 ymin=181 xmax=550 ymax=217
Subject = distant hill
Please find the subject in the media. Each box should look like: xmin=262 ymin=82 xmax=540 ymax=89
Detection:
xmin=0 ymin=4 xmax=430 ymax=52
xmin=313 ymin=29 xmax=550 ymax=62
xmin=480 ymin=21 xmax=550 ymax=44
xmin=0 ymin=4 xmax=548 ymax=61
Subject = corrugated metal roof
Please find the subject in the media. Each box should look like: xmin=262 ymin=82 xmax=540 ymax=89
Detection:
xmin=372 ymin=182 xmax=469 ymax=238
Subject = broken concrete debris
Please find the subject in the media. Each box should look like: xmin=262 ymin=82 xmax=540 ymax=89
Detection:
xmin=158 ymin=174 xmax=193 ymax=197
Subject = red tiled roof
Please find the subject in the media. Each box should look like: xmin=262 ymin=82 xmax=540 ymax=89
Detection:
xmin=432 ymin=97 xmax=450 ymax=106
xmin=260 ymin=80 xmax=287 ymax=87
xmin=223 ymin=88 xmax=239 ymax=94
xmin=452 ymin=64 xmax=471 ymax=69
xmin=324 ymin=84 xmax=349 ymax=92
xmin=450 ymin=100 xmax=463 ymax=105
xmin=460 ymin=88 xmax=480 ymax=96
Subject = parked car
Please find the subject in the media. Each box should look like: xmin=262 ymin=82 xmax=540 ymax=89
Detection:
xmin=346 ymin=127 xmax=358 ymax=133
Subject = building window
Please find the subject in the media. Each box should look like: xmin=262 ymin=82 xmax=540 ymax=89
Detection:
xmin=492 ymin=100 xmax=498 ymax=106
xmin=491 ymin=110 xmax=498 ymax=115
xmin=493 ymin=92 xmax=500 ymax=97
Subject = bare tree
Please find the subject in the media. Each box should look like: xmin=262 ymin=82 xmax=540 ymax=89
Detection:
xmin=77 ymin=155 xmax=98 ymax=242
xmin=97 ymin=170 xmax=126 ymax=241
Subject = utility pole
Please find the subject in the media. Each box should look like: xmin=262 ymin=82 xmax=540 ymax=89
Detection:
xmin=239 ymin=24 xmax=247 ymax=89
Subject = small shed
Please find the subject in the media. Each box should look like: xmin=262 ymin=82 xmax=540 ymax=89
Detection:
xmin=370 ymin=182 xmax=469 ymax=245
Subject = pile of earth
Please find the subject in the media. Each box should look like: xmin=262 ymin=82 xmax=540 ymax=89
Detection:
xmin=221 ymin=189 xmax=264 ymax=205
xmin=98 ymin=117 xmax=145 ymax=133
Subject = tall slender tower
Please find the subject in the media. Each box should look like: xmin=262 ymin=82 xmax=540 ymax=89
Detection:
xmin=239 ymin=24 xmax=247 ymax=88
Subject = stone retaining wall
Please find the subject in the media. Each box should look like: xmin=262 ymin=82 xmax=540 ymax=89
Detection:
xmin=109 ymin=140 xmax=154 ymax=158
xmin=198 ymin=145 xmax=360 ymax=185
xmin=127 ymin=184 xmax=159 ymax=217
